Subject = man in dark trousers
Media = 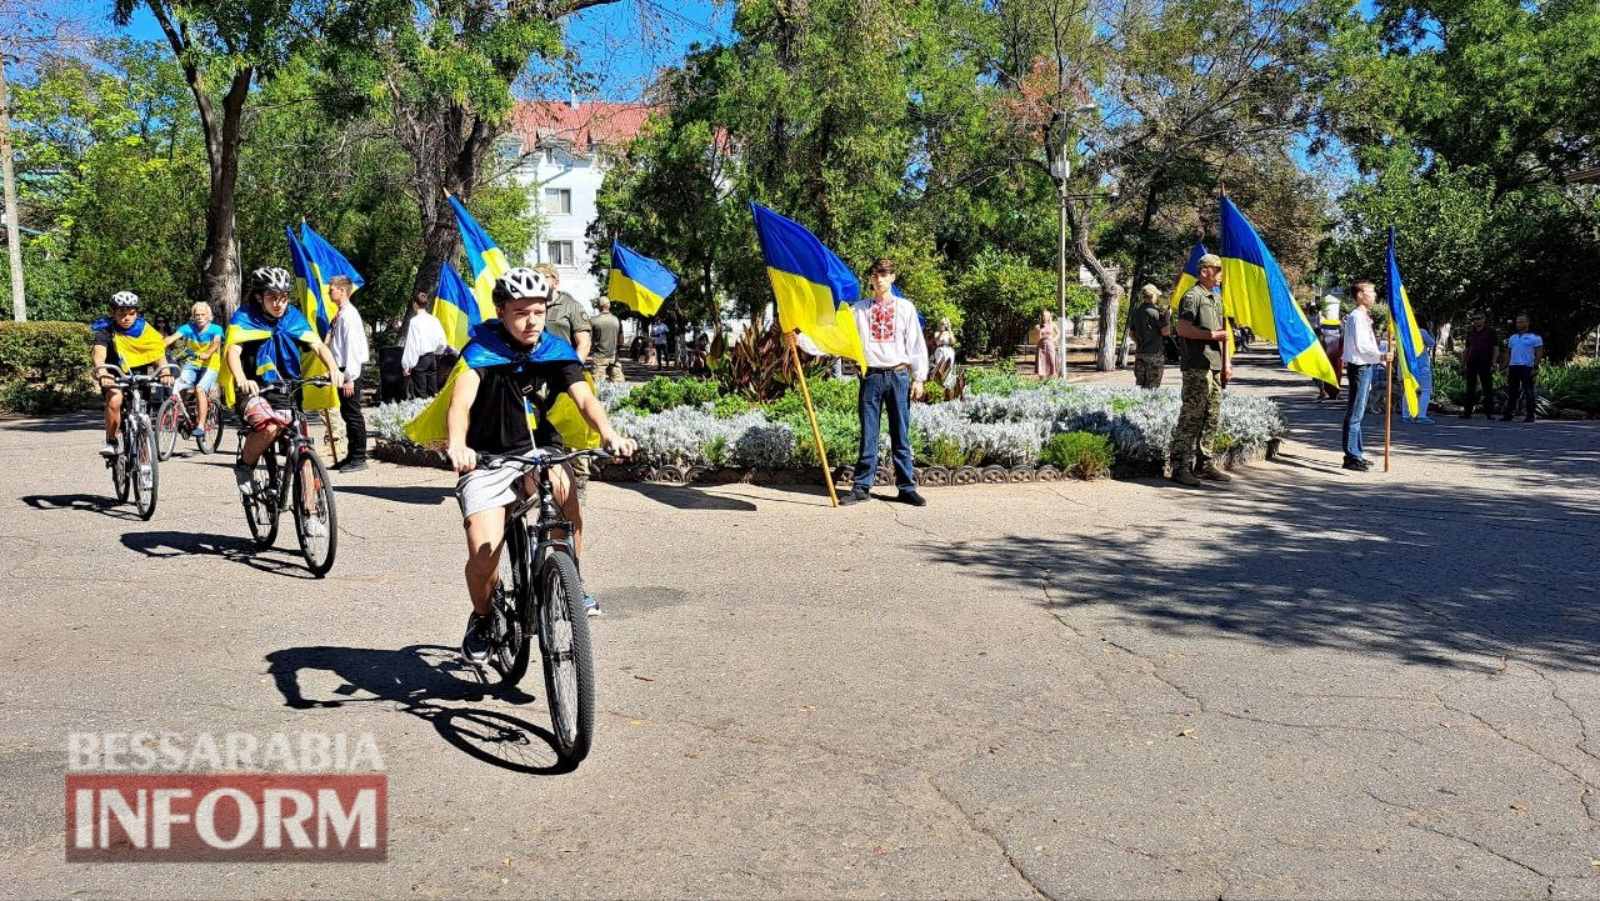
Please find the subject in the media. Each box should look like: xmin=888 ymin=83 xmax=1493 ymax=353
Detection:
xmin=326 ymin=276 xmax=370 ymax=471
xmin=1459 ymin=311 xmax=1498 ymax=419
xmin=1129 ymin=284 xmax=1168 ymax=389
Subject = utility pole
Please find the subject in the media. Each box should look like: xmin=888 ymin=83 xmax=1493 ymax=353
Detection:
xmin=1046 ymin=112 xmax=1071 ymax=380
xmin=0 ymin=51 xmax=24 ymax=321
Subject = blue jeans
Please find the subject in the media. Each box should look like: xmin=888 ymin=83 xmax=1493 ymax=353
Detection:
xmin=854 ymin=368 xmax=916 ymax=493
xmin=1343 ymin=363 xmax=1374 ymax=460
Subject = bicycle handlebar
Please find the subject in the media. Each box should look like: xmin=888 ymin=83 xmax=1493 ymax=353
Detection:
xmin=477 ymin=448 xmax=614 ymax=471
xmin=95 ymin=363 xmax=177 ymax=384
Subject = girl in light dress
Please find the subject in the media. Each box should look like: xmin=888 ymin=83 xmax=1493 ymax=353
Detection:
xmin=1036 ymin=309 xmax=1060 ymax=378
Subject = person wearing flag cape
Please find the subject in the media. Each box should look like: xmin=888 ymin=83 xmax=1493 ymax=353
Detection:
xmin=91 ymin=290 xmax=172 ymax=459
xmin=416 ymin=267 xmax=634 ymax=663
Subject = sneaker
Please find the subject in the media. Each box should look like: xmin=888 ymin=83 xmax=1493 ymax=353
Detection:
xmin=233 ymin=463 xmax=255 ymax=497
xmin=839 ymin=487 xmax=872 ymax=506
xmin=583 ymin=594 xmax=603 ymax=618
xmin=1342 ymin=459 xmax=1366 ymax=472
xmin=192 ymin=427 xmax=206 ymax=439
xmin=99 ymin=441 xmax=118 ymax=459
xmin=461 ymin=612 xmax=492 ymax=664
xmin=303 ymin=516 xmax=328 ymax=538
xmin=1356 ymin=458 xmax=1374 ymax=470
xmin=894 ymin=489 xmax=928 ymax=507
xmin=338 ymin=458 xmax=369 ymax=473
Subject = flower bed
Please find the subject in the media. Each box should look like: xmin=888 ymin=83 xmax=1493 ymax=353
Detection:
xmin=369 ymin=375 xmax=1286 ymax=486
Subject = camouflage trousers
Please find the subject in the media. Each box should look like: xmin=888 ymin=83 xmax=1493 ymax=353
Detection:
xmin=1133 ymin=355 xmax=1165 ymax=389
xmin=1171 ymin=368 xmax=1221 ymax=470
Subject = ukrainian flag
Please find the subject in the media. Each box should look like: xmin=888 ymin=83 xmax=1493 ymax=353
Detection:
xmin=300 ymin=222 xmax=365 ymax=309
xmin=286 ymin=227 xmax=337 ymax=412
xmin=218 ymin=304 xmax=316 ymax=407
xmin=449 ymin=195 xmax=510 ymax=314
xmin=1387 ymin=226 xmax=1425 ymax=418
xmin=92 ymin=316 xmax=166 ymax=370
xmin=1168 ymin=243 xmax=1208 ymax=313
xmin=433 ymin=263 xmax=480 ymax=351
xmin=608 ymin=241 xmax=677 ymax=317
xmin=748 ymin=202 xmax=866 ymax=369
xmin=1219 ymin=197 xmax=1337 ymax=387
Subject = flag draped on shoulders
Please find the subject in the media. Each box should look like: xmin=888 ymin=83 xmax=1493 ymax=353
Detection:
xmin=1219 ymin=197 xmax=1338 ymax=386
xmin=1387 ymin=226 xmax=1425 ymax=418
xmin=608 ymin=241 xmax=677 ymax=317
xmin=403 ymin=322 xmax=601 ymax=450
xmin=748 ymin=202 xmax=866 ymax=368
xmin=219 ymin=304 xmax=316 ymax=406
xmin=433 ymin=262 xmax=481 ymax=352
xmin=286 ymin=227 xmax=337 ymax=411
xmin=93 ymin=315 xmax=166 ymax=370
xmin=449 ymin=195 xmax=510 ymax=314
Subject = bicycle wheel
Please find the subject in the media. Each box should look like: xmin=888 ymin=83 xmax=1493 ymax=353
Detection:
xmin=490 ymin=524 xmax=533 ymax=686
xmin=242 ymin=450 xmax=280 ymax=548
xmin=155 ymin=396 xmax=182 ymax=461
xmin=110 ymin=435 xmax=130 ymax=503
xmin=131 ymin=419 xmax=160 ymax=520
xmin=202 ymin=395 xmax=223 ymax=454
xmin=291 ymin=448 xmax=337 ymax=577
xmin=537 ymin=549 xmax=595 ymax=765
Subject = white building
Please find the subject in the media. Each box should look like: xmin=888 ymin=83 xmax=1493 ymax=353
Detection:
xmin=499 ymin=100 xmax=654 ymax=307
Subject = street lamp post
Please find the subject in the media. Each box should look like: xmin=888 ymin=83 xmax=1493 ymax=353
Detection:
xmin=1046 ymin=113 xmax=1071 ymax=380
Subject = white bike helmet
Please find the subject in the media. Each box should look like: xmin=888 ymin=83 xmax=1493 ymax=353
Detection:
xmin=250 ymin=266 xmax=293 ymax=294
xmin=492 ymin=267 xmax=551 ymax=305
xmin=110 ymin=291 xmax=140 ymax=309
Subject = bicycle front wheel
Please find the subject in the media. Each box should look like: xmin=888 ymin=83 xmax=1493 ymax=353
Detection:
xmin=292 ymin=449 xmax=337 ymax=577
xmin=155 ymin=396 xmax=182 ymax=461
xmin=131 ymin=419 xmax=159 ymax=520
xmin=537 ymin=549 xmax=595 ymax=765
xmin=202 ymin=395 xmax=223 ymax=454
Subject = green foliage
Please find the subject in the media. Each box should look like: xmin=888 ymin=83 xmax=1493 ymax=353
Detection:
xmin=953 ymin=250 xmax=1077 ymax=356
xmin=0 ymin=322 xmax=97 ymax=414
xmin=782 ymin=406 xmax=859 ymax=469
xmin=964 ymin=364 xmax=1030 ymax=397
xmin=711 ymin=393 xmax=757 ymax=419
xmin=1038 ymin=431 xmax=1114 ymax=479
xmin=766 ymin=377 xmax=858 ymax=420
xmin=701 ymin=435 xmax=730 ymax=468
xmin=616 ymin=376 xmax=722 ymax=415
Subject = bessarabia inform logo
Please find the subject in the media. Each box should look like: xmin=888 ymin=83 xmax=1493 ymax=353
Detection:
xmin=64 ymin=731 xmax=387 ymax=862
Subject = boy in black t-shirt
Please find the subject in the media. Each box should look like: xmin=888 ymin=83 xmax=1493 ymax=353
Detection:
xmin=444 ymin=267 xmax=635 ymax=663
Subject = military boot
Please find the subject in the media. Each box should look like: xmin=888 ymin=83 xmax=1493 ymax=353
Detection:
xmin=1170 ymin=461 xmax=1202 ymax=487
xmin=1198 ymin=462 xmax=1233 ymax=483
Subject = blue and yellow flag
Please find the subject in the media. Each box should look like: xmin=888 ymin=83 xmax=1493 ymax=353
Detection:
xmin=608 ymin=241 xmax=677 ymax=317
xmin=433 ymin=263 xmax=481 ymax=352
xmin=748 ymin=202 xmax=866 ymax=368
xmin=300 ymin=222 xmax=365 ymax=312
xmin=218 ymin=304 xmax=316 ymax=406
xmin=1219 ymin=197 xmax=1338 ymax=387
xmin=449 ymin=195 xmax=510 ymax=314
xmin=1387 ymin=226 xmax=1425 ymax=418
xmin=92 ymin=316 xmax=166 ymax=370
xmin=286 ymin=227 xmax=337 ymax=412
xmin=1168 ymin=243 xmax=1208 ymax=313
xmin=404 ymin=322 xmax=602 ymax=451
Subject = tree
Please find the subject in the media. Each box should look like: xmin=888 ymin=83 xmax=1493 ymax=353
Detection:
xmin=113 ymin=0 xmax=307 ymax=315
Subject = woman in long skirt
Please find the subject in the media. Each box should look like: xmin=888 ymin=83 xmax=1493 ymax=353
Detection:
xmin=1036 ymin=310 xmax=1060 ymax=378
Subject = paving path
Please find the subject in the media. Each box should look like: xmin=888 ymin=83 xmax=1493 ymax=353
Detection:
xmin=3 ymin=358 xmax=1599 ymax=899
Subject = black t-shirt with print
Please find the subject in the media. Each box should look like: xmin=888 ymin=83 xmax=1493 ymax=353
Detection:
xmin=464 ymin=358 xmax=586 ymax=456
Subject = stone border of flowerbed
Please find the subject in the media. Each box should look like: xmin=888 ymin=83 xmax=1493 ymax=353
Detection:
xmin=371 ymin=437 xmax=1280 ymax=487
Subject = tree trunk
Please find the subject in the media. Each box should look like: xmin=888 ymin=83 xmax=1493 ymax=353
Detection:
xmin=404 ymin=108 xmax=496 ymax=302
xmin=1065 ymin=199 xmax=1122 ymax=371
xmin=0 ymin=55 xmax=26 ymax=322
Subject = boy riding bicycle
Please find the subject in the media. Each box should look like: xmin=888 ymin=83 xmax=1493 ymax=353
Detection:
xmin=91 ymin=291 xmax=171 ymax=458
xmin=164 ymin=301 xmax=224 ymax=443
xmin=431 ymin=267 xmax=634 ymax=663
xmin=223 ymin=267 xmax=343 ymax=528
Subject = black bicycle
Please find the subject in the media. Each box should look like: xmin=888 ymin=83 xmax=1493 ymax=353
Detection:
xmin=96 ymin=364 xmax=172 ymax=520
xmin=155 ymin=381 xmax=224 ymax=459
xmin=475 ymin=449 xmax=609 ymax=767
xmin=236 ymin=378 xmax=338 ymax=577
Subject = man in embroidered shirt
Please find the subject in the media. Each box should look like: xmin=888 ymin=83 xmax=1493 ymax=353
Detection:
xmin=840 ymin=258 xmax=930 ymax=507
xmin=1340 ymin=280 xmax=1391 ymax=471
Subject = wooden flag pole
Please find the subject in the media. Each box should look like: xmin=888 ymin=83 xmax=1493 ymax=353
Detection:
xmin=785 ymin=332 xmax=839 ymax=507
xmin=1384 ymin=323 xmax=1394 ymax=473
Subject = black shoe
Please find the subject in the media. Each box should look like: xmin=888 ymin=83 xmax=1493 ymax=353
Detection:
xmin=1358 ymin=458 xmax=1374 ymax=470
xmin=1342 ymin=459 xmax=1366 ymax=472
xmin=337 ymin=458 xmax=369 ymax=472
xmin=895 ymin=490 xmax=928 ymax=507
xmin=839 ymin=487 xmax=872 ymax=506
xmin=461 ymin=612 xmax=491 ymax=664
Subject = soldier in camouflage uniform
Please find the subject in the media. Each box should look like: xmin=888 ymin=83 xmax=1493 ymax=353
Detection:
xmin=1170 ymin=254 xmax=1232 ymax=487
xmin=1129 ymin=284 xmax=1168 ymax=388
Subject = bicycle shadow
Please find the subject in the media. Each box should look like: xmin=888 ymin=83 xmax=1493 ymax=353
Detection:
xmin=264 ymin=644 xmax=574 ymax=775
xmin=120 ymin=530 xmax=319 ymax=580
xmin=19 ymin=493 xmax=143 ymax=522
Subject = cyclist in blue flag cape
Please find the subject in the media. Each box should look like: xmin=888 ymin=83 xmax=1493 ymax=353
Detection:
xmin=91 ymin=290 xmax=172 ymax=458
xmin=405 ymin=266 xmax=635 ymax=663
xmin=164 ymin=301 xmax=224 ymax=443
xmin=223 ymin=267 xmax=343 ymax=500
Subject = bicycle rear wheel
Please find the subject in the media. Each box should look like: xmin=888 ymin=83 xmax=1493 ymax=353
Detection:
xmin=242 ymin=450 xmax=280 ymax=548
xmin=131 ymin=419 xmax=159 ymax=520
xmin=155 ymin=396 xmax=182 ymax=461
xmin=537 ymin=549 xmax=595 ymax=765
xmin=291 ymin=448 xmax=337 ymax=577
xmin=490 ymin=524 xmax=533 ymax=686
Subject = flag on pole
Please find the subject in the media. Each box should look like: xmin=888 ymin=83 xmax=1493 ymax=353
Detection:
xmin=1169 ymin=243 xmax=1208 ymax=313
xmin=432 ymin=263 xmax=480 ymax=352
xmin=1219 ymin=197 xmax=1338 ymax=386
xmin=285 ymin=226 xmax=338 ymax=412
xmin=1386 ymin=226 xmax=1425 ymax=418
xmin=748 ymin=202 xmax=866 ymax=368
xmin=608 ymin=241 xmax=677 ymax=316
xmin=448 ymin=195 xmax=510 ymax=315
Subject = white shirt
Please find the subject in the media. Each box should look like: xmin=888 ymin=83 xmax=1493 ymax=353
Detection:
xmin=1341 ymin=307 xmax=1383 ymax=365
xmin=851 ymin=294 xmax=929 ymax=382
xmin=327 ymin=302 xmax=369 ymax=381
xmin=401 ymin=309 xmax=449 ymax=371
xmin=1507 ymin=332 xmax=1543 ymax=367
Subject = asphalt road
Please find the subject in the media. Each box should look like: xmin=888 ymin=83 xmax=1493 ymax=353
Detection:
xmin=4 ymin=359 xmax=1600 ymax=899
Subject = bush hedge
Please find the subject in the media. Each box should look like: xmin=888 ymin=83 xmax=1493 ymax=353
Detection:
xmin=0 ymin=321 xmax=97 ymax=414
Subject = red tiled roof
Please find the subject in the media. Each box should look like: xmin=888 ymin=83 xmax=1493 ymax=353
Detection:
xmin=509 ymin=101 xmax=656 ymax=154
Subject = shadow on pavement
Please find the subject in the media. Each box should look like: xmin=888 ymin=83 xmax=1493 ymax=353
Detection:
xmin=265 ymin=644 xmax=573 ymax=775
xmin=0 ymin=411 xmax=100 ymax=433
xmin=604 ymin=481 xmax=760 ymax=512
xmin=120 ymin=529 xmax=319 ymax=580
xmin=926 ymin=473 xmax=1600 ymax=673
xmin=19 ymin=492 xmax=143 ymax=522
xmin=334 ymin=484 xmax=454 ymax=506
